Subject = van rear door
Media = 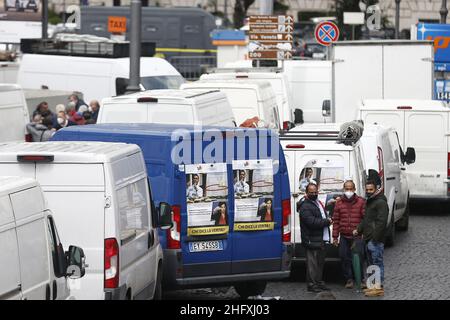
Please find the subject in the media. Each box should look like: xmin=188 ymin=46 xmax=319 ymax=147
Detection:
xmin=292 ymin=150 xmax=351 ymax=243
xmin=35 ymin=163 xmax=106 ymax=300
xmin=404 ymin=110 xmax=449 ymax=198
xmin=362 ymin=110 xmax=405 ymax=145
xmin=231 ymin=158 xmax=283 ymax=274
xmin=0 ymin=195 xmax=23 ymax=300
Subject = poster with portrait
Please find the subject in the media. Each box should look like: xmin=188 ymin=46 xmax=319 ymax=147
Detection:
xmin=232 ymin=159 xmax=274 ymax=231
xmin=184 ymin=162 xmax=229 ymax=236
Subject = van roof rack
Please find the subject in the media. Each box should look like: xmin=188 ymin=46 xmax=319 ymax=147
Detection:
xmin=280 ymin=121 xmax=364 ymax=146
xmin=20 ymin=38 xmax=155 ymax=58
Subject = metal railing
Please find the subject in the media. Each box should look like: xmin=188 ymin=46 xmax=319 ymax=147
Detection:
xmin=168 ymin=55 xmax=217 ymax=81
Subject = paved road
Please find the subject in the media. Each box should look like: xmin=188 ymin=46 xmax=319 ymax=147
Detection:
xmin=163 ymin=202 xmax=450 ymax=300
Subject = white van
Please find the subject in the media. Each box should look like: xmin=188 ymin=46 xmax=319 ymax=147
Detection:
xmin=18 ymin=55 xmax=184 ymax=103
xmin=181 ymin=79 xmax=281 ymax=129
xmin=280 ymin=123 xmax=368 ymax=261
xmin=98 ymin=89 xmax=236 ymax=127
xmin=359 ymin=99 xmax=450 ymax=202
xmin=0 ymin=84 xmax=30 ymax=143
xmin=360 ymin=124 xmax=416 ymax=245
xmin=0 ymin=142 xmax=172 ymax=300
xmin=199 ymin=68 xmax=294 ymax=125
xmin=0 ymin=176 xmax=85 ymax=300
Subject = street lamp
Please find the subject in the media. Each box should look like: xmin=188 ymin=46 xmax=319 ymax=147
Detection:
xmin=395 ymin=0 xmax=400 ymax=39
xmin=440 ymin=0 xmax=448 ymax=24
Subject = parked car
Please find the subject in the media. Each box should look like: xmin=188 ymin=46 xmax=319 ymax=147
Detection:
xmin=0 ymin=176 xmax=85 ymax=300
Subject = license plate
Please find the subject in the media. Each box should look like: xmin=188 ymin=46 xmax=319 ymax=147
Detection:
xmin=189 ymin=240 xmax=223 ymax=252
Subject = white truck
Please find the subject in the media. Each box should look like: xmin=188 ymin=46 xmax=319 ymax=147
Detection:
xmin=328 ymin=40 xmax=434 ymax=123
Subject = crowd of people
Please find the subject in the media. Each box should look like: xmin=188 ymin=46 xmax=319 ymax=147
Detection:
xmin=298 ymin=173 xmax=388 ymax=298
xmin=26 ymin=94 xmax=101 ymax=142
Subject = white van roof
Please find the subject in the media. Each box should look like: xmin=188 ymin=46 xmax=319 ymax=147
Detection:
xmin=0 ymin=176 xmax=38 ymax=198
xmin=0 ymin=84 xmax=22 ymax=92
xmin=360 ymin=99 xmax=449 ymax=112
xmin=20 ymin=54 xmax=181 ymax=77
xmin=0 ymin=142 xmax=141 ymax=163
xmin=183 ymin=79 xmax=273 ymax=90
xmin=103 ymin=89 xmax=226 ymax=105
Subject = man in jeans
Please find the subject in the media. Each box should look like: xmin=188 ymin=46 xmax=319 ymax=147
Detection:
xmin=353 ymin=180 xmax=388 ymax=297
xmin=298 ymin=183 xmax=332 ymax=293
xmin=332 ymin=180 xmax=366 ymax=289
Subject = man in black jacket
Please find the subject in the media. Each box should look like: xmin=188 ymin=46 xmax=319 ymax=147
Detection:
xmin=298 ymin=183 xmax=332 ymax=293
xmin=353 ymin=180 xmax=389 ymax=297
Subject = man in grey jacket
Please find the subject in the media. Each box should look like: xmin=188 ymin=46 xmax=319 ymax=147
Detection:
xmin=26 ymin=116 xmax=55 ymax=142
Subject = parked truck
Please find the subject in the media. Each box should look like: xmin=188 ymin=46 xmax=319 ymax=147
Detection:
xmin=328 ymin=40 xmax=434 ymax=123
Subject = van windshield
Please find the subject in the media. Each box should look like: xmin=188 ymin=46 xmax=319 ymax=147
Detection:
xmin=116 ymin=76 xmax=185 ymax=95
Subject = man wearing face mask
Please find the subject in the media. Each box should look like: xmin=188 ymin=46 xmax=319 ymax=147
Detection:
xmin=353 ymin=179 xmax=388 ymax=297
xmin=297 ymin=183 xmax=332 ymax=293
xmin=331 ymin=180 xmax=366 ymax=289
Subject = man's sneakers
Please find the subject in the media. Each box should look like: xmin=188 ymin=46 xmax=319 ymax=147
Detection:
xmin=364 ymin=285 xmax=384 ymax=297
xmin=345 ymin=279 xmax=354 ymax=289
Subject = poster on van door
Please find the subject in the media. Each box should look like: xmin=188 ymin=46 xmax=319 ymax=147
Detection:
xmin=185 ymin=162 xmax=229 ymax=236
xmin=233 ymin=159 xmax=275 ymax=231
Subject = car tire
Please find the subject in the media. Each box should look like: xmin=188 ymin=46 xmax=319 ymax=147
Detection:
xmin=385 ymin=211 xmax=395 ymax=247
xmin=396 ymin=200 xmax=410 ymax=231
xmin=234 ymin=281 xmax=267 ymax=299
xmin=153 ymin=264 xmax=163 ymax=300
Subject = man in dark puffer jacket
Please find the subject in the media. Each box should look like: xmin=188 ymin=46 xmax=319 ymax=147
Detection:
xmin=332 ymin=180 xmax=366 ymax=289
xmin=353 ymin=180 xmax=388 ymax=297
xmin=298 ymin=183 xmax=332 ymax=293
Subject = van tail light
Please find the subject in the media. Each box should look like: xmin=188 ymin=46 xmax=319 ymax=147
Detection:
xmin=397 ymin=106 xmax=412 ymax=110
xmin=104 ymin=238 xmax=119 ymax=289
xmin=167 ymin=205 xmax=181 ymax=249
xmin=282 ymin=199 xmax=291 ymax=242
xmin=286 ymin=144 xmax=305 ymax=149
xmin=447 ymin=153 xmax=450 ymax=193
xmin=377 ymin=147 xmax=384 ymax=189
xmin=25 ymin=134 xmax=32 ymax=142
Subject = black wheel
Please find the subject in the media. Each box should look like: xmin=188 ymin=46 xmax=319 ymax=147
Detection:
xmin=396 ymin=200 xmax=410 ymax=231
xmin=385 ymin=211 xmax=395 ymax=247
xmin=234 ymin=281 xmax=267 ymax=299
xmin=153 ymin=264 xmax=163 ymax=300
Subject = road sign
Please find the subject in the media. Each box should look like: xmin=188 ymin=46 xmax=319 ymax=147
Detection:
xmin=249 ymin=33 xmax=293 ymax=41
xmin=314 ymin=21 xmax=339 ymax=46
xmin=248 ymin=15 xmax=294 ymax=60
xmin=248 ymin=50 xmax=293 ymax=60
xmin=108 ymin=16 xmax=127 ymax=34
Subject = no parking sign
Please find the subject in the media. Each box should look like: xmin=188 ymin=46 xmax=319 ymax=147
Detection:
xmin=315 ymin=21 xmax=340 ymax=46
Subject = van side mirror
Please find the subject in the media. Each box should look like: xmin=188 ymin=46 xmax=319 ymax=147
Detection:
xmin=405 ymin=147 xmax=416 ymax=164
xmin=322 ymin=100 xmax=331 ymax=117
xmin=294 ymin=108 xmax=304 ymax=124
xmin=65 ymin=246 xmax=86 ymax=279
xmin=158 ymin=202 xmax=173 ymax=229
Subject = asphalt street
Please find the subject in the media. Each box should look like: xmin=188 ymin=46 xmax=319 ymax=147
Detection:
xmin=164 ymin=201 xmax=450 ymax=300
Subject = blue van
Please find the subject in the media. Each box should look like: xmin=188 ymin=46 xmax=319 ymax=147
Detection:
xmin=52 ymin=124 xmax=292 ymax=298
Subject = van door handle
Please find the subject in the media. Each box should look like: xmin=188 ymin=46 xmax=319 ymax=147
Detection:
xmin=401 ymin=167 xmax=406 ymax=171
xmin=45 ymin=283 xmax=51 ymax=300
xmin=148 ymin=230 xmax=155 ymax=249
xmin=52 ymin=280 xmax=57 ymax=300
